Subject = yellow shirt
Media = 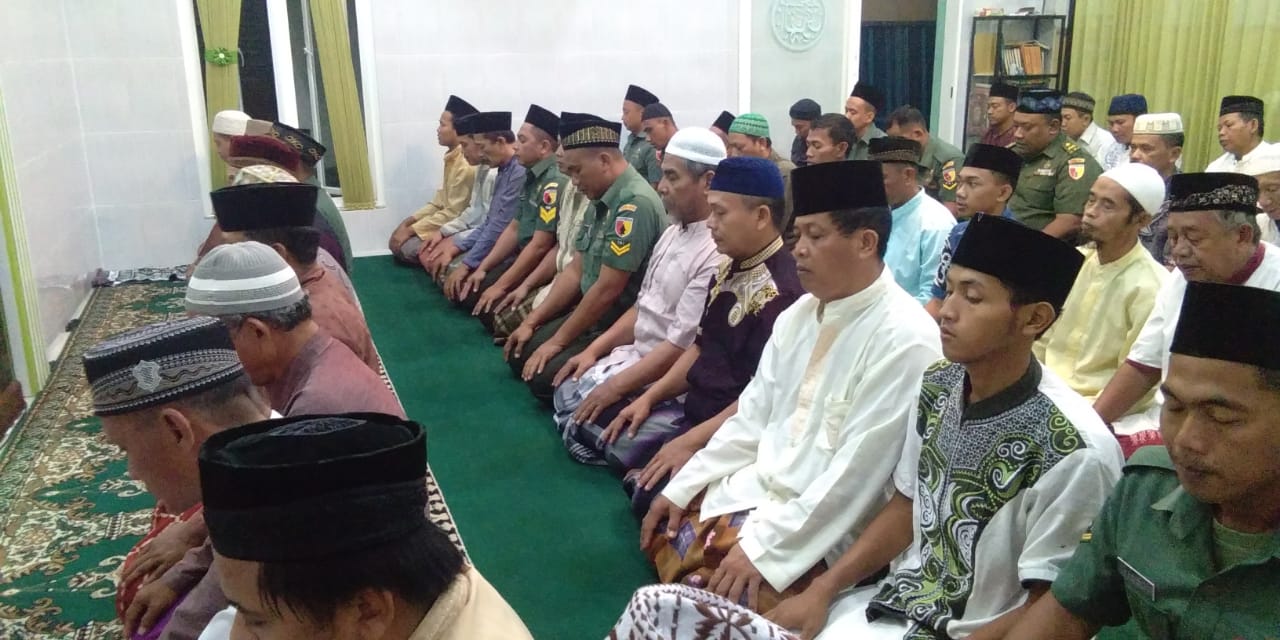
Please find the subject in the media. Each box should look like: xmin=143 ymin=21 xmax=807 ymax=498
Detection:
xmin=411 ymin=145 xmax=478 ymax=237
xmin=1034 ymin=242 xmax=1168 ymax=408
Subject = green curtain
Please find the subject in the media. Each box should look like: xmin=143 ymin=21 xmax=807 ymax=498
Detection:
xmin=194 ymin=0 xmax=243 ymax=188
xmin=309 ymin=0 xmax=375 ymax=209
xmin=1069 ymin=0 xmax=1279 ymax=170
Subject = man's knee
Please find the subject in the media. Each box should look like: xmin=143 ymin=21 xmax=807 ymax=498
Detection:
xmin=394 ymin=236 xmax=424 ymax=264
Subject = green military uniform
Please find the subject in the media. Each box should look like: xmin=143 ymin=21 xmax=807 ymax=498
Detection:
xmin=1009 ymin=133 xmax=1101 ymax=230
xmin=921 ymin=137 xmax=965 ymax=203
xmin=1052 ymin=446 xmax=1280 ymax=639
xmin=623 ymin=131 xmax=662 ymax=185
xmin=508 ymin=164 xmax=666 ymax=402
xmin=574 ymin=164 xmax=666 ymax=308
xmin=306 ymin=175 xmax=354 ymax=270
xmin=847 ymin=123 xmax=887 ymax=160
xmin=516 ymin=156 xmax=565 ymax=248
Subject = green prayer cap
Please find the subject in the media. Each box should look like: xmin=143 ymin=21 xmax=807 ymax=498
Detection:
xmin=729 ymin=113 xmax=770 ymax=139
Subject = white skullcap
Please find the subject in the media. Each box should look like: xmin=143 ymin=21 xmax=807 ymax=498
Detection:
xmin=1238 ymin=146 xmax=1280 ymax=177
xmin=1133 ymin=112 xmax=1183 ymax=135
xmin=663 ymin=127 xmax=727 ymax=166
xmin=211 ymin=110 xmax=251 ymax=136
xmin=1100 ymin=162 xmax=1167 ymax=216
xmin=185 ymin=241 xmax=303 ymax=316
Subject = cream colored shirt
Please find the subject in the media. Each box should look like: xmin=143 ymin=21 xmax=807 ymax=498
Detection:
xmin=663 ymin=268 xmax=942 ymax=592
xmin=1035 ymin=243 xmax=1167 ymax=410
xmin=1205 ymin=140 xmax=1274 ymax=174
xmin=411 ymin=145 xmax=478 ymax=237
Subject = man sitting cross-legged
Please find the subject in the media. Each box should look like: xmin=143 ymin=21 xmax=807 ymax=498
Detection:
xmin=211 ymin=182 xmax=379 ymax=373
xmin=552 ymin=128 xmax=728 ymax=464
xmin=640 ymin=160 xmax=942 ymax=613
xmin=185 ymin=241 xmax=404 ymax=418
xmin=504 ymin=114 xmax=666 ymax=403
xmin=84 ymin=317 xmax=271 ymax=640
xmin=575 ymin=154 xmax=805 ymax=518
xmin=764 ymin=214 xmax=1123 ymax=639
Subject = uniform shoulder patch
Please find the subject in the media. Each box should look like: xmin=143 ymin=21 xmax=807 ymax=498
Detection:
xmin=539 ymin=183 xmax=560 ymax=223
xmin=609 ymin=240 xmax=632 ymax=256
xmin=1067 ymin=157 xmax=1087 ymax=181
xmin=941 ymin=159 xmax=958 ymax=191
xmin=1063 ymin=140 xmax=1080 ymax=153
xmin=618 ymin=203 xmax=638 ymax=214
xmin=614 ymin=216 xmax=634 ymax=238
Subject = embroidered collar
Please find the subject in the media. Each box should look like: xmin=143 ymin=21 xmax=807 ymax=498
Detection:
xmin=735 ymin=236 xmax=784 ymax=271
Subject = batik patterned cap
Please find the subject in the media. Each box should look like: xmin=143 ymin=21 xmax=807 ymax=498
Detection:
xmin=199 ymin=413 xmax=428 ymax=561
xmin=1062 ymin=92 xmax=1096 ymax=114
xmin=83 ymin=317 xmax=244 ymax=417
xmin=185 ymin=241 xmax=304 ymax=316
xmin=1017 ymin=89 xmax=1063 ymax=115
xmin=1173 ymin=281 xmax=1280 ymax=370
xmin=561 ymin=115 xmax=622 ymax=150
xmin=268 ymin=122 xmax=326 ymax=165
xmin=951 ymin=213 xmax=1084 ymax=310
xmin=1167 ymin=172 xmax=1259 ymax=214
xmin=869 ymin=136 xmax=923 ymax=165
xmin=728 ymin=113 xmax=770 ymax=139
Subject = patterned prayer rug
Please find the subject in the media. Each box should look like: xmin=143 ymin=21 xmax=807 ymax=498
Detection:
xmin=0 ymin=282 xmax=464 ymax=639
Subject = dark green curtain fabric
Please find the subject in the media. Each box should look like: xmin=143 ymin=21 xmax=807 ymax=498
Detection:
xmin=861 ymin=21 xmax=937 ymax=128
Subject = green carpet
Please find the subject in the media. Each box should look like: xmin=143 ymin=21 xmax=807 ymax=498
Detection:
xmin=350 ymin=257 xmax=655 ymax=639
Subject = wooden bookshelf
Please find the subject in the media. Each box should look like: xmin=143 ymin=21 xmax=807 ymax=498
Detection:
xmin=964 ymin=13 xmax=1073 ymax=148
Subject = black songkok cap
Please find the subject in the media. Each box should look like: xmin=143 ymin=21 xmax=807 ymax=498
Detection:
xmin=1220 ymin=95 xmax=1264 ymax=117
xmin=1167 ymin=172 xmax=1260 ymax=215
xmin=453 ymin=113 xmax=476 ymax=136
xmin=268 ymin=122 xmax=326 ymax=165
xmin=444 ymin=95 xmax=478 ymax=119
xmin=642 ymin=102 xmax=673 ymax=121
xmin=712 ymin=110 xmax=736 ymax=132
xmin=625 ymin=84 xmax=660 ymax=107
xmin=467 ymin=111 xmax=512 ymax=134
xmin=200 ymin=413 xmax=428 ymax=562
xmin=789 ymin=98 xmax=822 ymax=121
xmin=211 ymin=183 xmax=318 ymax=232
xmin=791 ymin=160 xmax=888 ymax=215
xmin=1017 ymin=88 xmax=1063 ymax=115
xmin=524 ymin=104 xmax=560 ymax=140
xmin=990 ymin=82 xmax=1020 ymax=102
xmin=869 ymin=136 xmax=923 ymax=165
xmin=560 ymin=115 xmax=622 ymax=150
xmin=83 ymin=317 xmax=244 ymax=417
xmin=849 ymin=81 xmax=887 ymax=114
xmin=1172 ymin=282 xmax=1280 ymax=370
xmin=964 ymin=143 xmax=1024 ymax=188
xmin=951 ymin=213 xmax=1084 ymax=310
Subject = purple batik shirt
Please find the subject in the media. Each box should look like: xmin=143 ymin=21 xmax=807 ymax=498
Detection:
xmin=457 ymin=154 xmax=526 ymax=269
xmin=266 ymin=332 xmax=406 ymax=418
xmin=683 ymin=237 xmax=803 ymax=425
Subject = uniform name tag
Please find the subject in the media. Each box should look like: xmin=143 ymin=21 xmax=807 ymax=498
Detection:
xmin=1035 ymin=167 xmax=1055 ymax=176
xmin=1117 ymin=557 xmax=1157 ymax=601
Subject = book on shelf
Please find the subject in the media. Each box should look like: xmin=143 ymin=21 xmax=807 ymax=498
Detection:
xmin=1002 ymin=46 xmax=1024 ymax=76
xmin=1016 ymin=40 xmax=1050 ymax=75
xmin=973 ymin=32 xmax=997 ymax=75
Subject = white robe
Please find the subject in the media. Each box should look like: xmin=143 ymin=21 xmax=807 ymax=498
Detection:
xmin=1205 ymin=140 xmax=1273 ymax=173
xmin=662 ymin=267 xmax=942 ymax=592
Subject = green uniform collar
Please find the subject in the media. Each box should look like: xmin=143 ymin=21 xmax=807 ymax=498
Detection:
xmin=1027 ymin=132 xmax=1072 ymax=161
xmin=598 ymin=165 xmax=643 ymax=209
xmin=528 ymin=155 xmax=557 ymax=181
xmin=1151 ymin=479 xmax=1280 ymax=562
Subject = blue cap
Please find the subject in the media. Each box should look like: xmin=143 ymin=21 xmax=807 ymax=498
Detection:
xmin=1108 ymin=94 xmax=1148 ymax=116
xmin=709 ymin=157 xmax=785 ymax=200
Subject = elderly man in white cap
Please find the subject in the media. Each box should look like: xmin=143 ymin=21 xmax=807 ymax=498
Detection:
xmin=1034 ymin=163 xmax=1169 ymax=454
xmin=210 ymin=110 xmax=251 ymax=163
xmin=185 ymin=241 xmax=404 ymax=419
xmin=1241 ymin=146 xmax=1280 ymax=245
xmin=550 ymin=127 xmax=727 ymax=464
xmin=1129 ymin=112 xmax=1184 ymax=263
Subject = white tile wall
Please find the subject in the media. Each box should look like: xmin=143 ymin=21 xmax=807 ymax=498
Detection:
xmin=351 ymin=0 xmax=740 ymax=256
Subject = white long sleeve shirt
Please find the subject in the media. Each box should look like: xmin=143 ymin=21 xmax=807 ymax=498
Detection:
xmin=663 ymin=267 xmax=942 ymax=591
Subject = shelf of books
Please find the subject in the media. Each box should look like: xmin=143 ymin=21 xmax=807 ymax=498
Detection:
xmin=964 ymin=13 xmax=1070 ymax=148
